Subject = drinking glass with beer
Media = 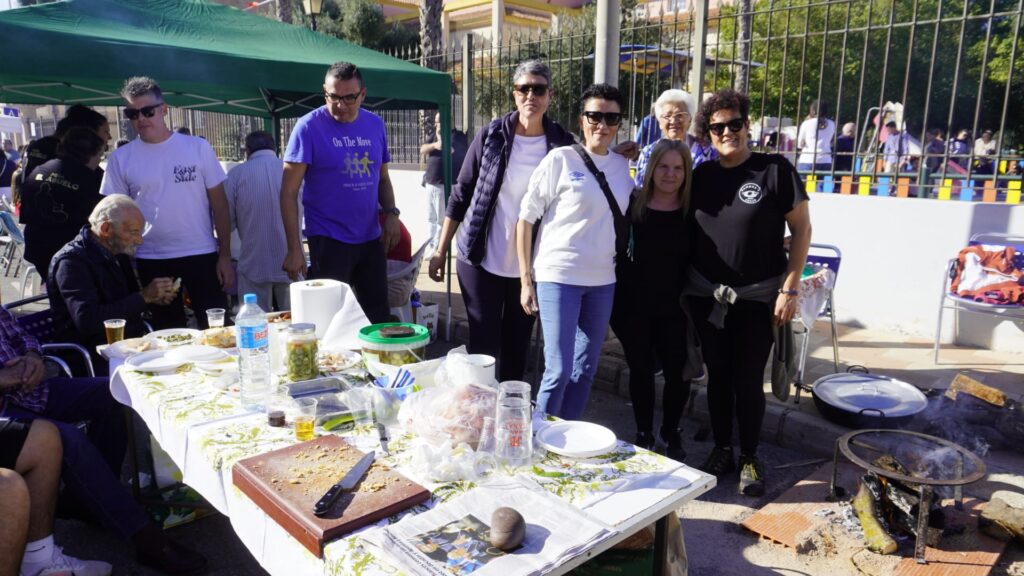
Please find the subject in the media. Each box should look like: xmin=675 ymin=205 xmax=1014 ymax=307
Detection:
xmin=104 ymin=319 xmax=126 ymax=344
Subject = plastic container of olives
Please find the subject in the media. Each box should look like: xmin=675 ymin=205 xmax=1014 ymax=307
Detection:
xmin=358 ymin=323 xmax=429 ymax=369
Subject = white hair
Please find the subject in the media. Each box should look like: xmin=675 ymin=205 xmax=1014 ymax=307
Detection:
xmin=654 ymin=89 xmax=696 ymax=118
xmin=89 ymin=195 xmax=141 ymax=229
xmin=842 ymin=122 xmax=856 ymax=137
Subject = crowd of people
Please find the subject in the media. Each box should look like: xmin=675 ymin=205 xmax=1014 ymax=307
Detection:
xmin=0 ymin=58 xmax=818 ymax=574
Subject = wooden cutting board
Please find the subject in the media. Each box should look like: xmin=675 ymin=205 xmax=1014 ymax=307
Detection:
xmin=232 ymin=434 xmax=430 ymax=557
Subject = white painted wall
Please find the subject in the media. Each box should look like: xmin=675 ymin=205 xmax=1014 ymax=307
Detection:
xmin=390 ymin=168 xmax=1024 ymax=351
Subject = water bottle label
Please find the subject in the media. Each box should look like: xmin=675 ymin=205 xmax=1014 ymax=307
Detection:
xmin=237 ymin=325 xmax=268 ymax=349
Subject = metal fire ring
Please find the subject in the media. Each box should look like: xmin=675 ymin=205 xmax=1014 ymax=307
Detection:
xmin=836 ymin=429 xmax=987 ymax=487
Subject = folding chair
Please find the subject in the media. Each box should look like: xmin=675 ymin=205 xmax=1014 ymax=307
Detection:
xmin=0 ymin=210 xmax=25 ymax=277
xmin=793 ymin=243 xmax=842 ymax=403
xmin=934 ymin=232 xmax=1024 ymax=363
xmin=3 ymin=294 xmax=95 ymax=377
xmin=386 ymin=241 xmax=430 ymax=322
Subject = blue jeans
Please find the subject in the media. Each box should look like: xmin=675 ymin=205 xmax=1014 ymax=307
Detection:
xmin=797 ymin=162 xmax=832 ymax=172
xmin=535 ymin=282 xmax=615 ymax=419
xmin=2 ymin=377 xmax=150 ymax=538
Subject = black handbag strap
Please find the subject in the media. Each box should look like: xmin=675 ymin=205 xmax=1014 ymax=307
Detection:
xmin=572 ymin=143 xmax=626 ymax=228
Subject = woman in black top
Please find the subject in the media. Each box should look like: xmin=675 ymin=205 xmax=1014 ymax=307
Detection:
xmin=20 ymin=127 xmax=105 ymax=280
xmin=611 ymin=139 xmax=694 ymax=459
xmin=686 ymin=90 xmax=812 ymax=496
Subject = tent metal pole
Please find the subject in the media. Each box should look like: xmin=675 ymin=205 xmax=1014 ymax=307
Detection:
xmin=442 ymin=103 xmax=453 ymax=342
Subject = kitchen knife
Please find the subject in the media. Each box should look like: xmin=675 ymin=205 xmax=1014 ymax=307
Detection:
xmin=313 ymin=451 xmax=375 ymax=517
xmin=376 ymin=422 xmax=390 ymax=456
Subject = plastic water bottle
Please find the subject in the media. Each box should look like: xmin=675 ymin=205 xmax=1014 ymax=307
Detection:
xmin=236 ymin=293 xmax=271 ymax=410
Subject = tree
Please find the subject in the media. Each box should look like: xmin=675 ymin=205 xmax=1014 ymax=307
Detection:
xmin=276 ymin=0 xmax=293 ymax=24
xmin=420 ymin=0 xmax=444 ymax=141
xmin=311 ymin=0 xmax=418 ymax=53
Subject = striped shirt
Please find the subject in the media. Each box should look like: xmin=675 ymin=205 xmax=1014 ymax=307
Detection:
xmin=0 ymin=306 xmax=47 ymax=413
xmin=224 ymin=150 xmax=293 ymax=284
xmin=634 ymin=135 xmax=719 ymax=188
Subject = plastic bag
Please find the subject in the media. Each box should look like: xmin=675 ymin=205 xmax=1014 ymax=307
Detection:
xmin=434 ymin=346 xmax=498 ymax=388
xmin=397 ymin=382 xmax=497 ymax=447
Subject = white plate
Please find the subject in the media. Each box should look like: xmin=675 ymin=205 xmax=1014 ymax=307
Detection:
xmin=535 ymin=421 xmax=618 ymax=459
xmin=124 ymin=350 xmax=186 ymax=373
xmin=194 ymin=358 xmax=239 ymax=376
xmin=318 ymin=349 xmax=361 ymax=373
xmin=99 ymin=337 xmax=168 ymax=360
xmin=145 ymin=328 xmax=202 ymax=347
xmin=167 ymin=345 xmax=229 ymax=363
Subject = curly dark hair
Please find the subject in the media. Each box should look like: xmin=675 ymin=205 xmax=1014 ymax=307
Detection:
xmin=695 ymin=89 xmax=751 ymax=142
xmin=576 ymin=83 xmax=626 ymax=116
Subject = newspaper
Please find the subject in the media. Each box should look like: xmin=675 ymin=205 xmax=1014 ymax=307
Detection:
xmin=363 ymin=484 xmax=614 ymax=576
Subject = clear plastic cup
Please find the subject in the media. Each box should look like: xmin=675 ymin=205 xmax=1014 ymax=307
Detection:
xmin=293 ymin=397 xmax=318 ymax=441
xmin=206 ymin=308 xmax=226 ymax=328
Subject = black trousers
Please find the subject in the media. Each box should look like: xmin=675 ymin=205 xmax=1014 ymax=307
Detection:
xmin=456 ymin=259 xmax=536 ymax=382
xmin=136 ymin=252 xmax=227 ymax=330
xmin=308 ymin=235 xmax=390 ymax=324
xmin=611 ymin=305 xmax=691 ymax=435
xmin=688 ymin=296 xmax=775 ymax=456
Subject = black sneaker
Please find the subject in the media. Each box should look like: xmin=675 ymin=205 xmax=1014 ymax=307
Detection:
xmin=659 ymin=427 xmax=687 ymax=462
xmin=739 ymin=454 xmax=766 ymax=497
xmin=698 ymin=446 xmax=735 ymax=476
xmin=635 ymin=431 xmax=656 ymax=450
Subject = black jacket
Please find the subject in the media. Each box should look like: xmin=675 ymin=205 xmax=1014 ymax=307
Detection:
xmin=446 ymin=111 xmax=575 ymax=266
xmin=47 ymin=227 xmax=148 ymax=350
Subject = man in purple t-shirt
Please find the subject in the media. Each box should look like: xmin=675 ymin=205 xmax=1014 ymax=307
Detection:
xmin=281 ymin=62 xmax=400 ymax=323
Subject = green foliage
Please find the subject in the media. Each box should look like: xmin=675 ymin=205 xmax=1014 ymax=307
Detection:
xmin=311 ymin=0 xmax=418 ymax=52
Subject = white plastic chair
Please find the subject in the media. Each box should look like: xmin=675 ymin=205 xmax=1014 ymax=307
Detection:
xmin=387 ymin=241 xmax=430 ymax=322
xmin=934 ymin=232 xmax=1024 ymax=363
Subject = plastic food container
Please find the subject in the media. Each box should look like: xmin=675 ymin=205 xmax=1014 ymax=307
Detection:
xmin=358 ymin=323 xmax=429 ymax=368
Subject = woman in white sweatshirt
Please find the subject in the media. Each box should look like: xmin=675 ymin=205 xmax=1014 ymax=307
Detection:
xmin=515 ymin=84 xmax=635 ymax=419
xmin=796 ymin=99 xmax=835 ymax=172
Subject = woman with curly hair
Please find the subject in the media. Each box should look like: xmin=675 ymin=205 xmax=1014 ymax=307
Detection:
xmin=685 ymin=89 xmax=812 ymax=496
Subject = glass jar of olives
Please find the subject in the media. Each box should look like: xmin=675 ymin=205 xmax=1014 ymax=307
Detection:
xmin=285 ymin=323 xmax=318 ymax=381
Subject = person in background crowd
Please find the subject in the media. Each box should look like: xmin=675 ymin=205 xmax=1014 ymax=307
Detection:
xmin=174 ymin=126 xmax=191 ymax=136
xmin=20 ymin=127 xmax=105 ymax=280
xmin=427 ymin=59 xmax=575 ymax=382
xmin=48 ymin=196 xmax=175 ymax=360
xmin=633 ymin=89 xmax=717 ymax=187
xmin=685 ymin=89 xmax=812 ymax=497
xmin=21 ymin=105 xmax=111 ymax=187
xmin=0 ymin=303 xmax=205 ymax=573
xmin=101 ymin=76 xmax=234 ymax=330
xmin=0 ymin=150 xmax=15 ymax=206
xmin=517 ymin=83 xmax=634 ymax=420
xmin=833 ymin=122 xmax=856 ymax=172
xmin=947 ymin=129 xmax=971 ymax=172
xmin=634 ymin=103 xmax=662 ymax=148
xmin=922 ymin=128 xmax=945 ymax=197
xmin=796 ymin=99 xmax=835 ymax=172
xmin=420 ymin=111 xmax=468 ymax=255
xmin=115 ymin=138 xmax=130 ymax=149
xmin=281 ymin=61 xmax=398 ymax=324
xmin=225 ymin=130 xmax=293 ymax=312
xmin=974 ymin=129 xmax=997 ymax=174
xmin=611 ymin=138 xmax=697 ymax=459
xmin=883 ymin=120 xmax=912 ymax=173
xmin=3 ymin=139 xmax=19 ymax=163
xmin=10 ymin=146 xmax=27 ymax=212
xmin=0 ymin=419 xmax=112 ymax=576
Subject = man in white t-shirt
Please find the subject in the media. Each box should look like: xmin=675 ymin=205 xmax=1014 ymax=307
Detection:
xmin=101 ymin=77 xmax=235 ymax=329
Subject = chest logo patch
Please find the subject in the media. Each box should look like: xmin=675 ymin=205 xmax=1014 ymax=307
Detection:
xmin=738 ymin=182 xmax=763 ymax=204
xmin=569 ymin=170 xmax=586 ymax=183
xmin=173 ymin=164 xmax=198 ymax=183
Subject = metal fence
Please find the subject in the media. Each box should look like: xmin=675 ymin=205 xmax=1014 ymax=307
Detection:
xmin=381 ymin=0 xmax=1022 ymax=201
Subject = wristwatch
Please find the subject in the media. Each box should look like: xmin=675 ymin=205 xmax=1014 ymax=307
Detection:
xmin=382 ymin=207 xmax=401 ymax=217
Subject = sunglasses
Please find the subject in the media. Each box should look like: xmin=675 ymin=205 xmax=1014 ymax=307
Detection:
xmin=325 ymin=90 xmax=362 ymax=104
xmin=513 ymin=84 xmax=549 ymax=97
xmin=123 ymin=104 xmax=162 ymax=120
xmin=708 ymin=118 xmax=747 ymax=136
xmin=582 ymin=111 xmax=624 ymax=127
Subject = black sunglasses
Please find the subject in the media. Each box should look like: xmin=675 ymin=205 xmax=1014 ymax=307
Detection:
xmin=708 ymin=117 xmax=747 ymax=136
xmin=582 ymin=111 xmax=624 ymax=127
xmin=513 ymin=84 xmax=549 ymax=97
xmin=123 ymin=104 xmax=162 ymax=120
xmin=325 ymin=90 xmax=362 ymax=104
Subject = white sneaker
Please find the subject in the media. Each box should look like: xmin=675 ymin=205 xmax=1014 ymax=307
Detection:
xmin=21 ymin=546 xmax=112 ymax=576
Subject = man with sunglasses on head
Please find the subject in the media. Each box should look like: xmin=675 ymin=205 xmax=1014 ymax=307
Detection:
xmin=281 ymin=61 xmax=398 ymax=323
xmin=101 ymin=76 xmax=234 ymax=330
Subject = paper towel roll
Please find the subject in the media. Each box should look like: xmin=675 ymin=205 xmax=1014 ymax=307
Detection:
xmin=290 ymin=279 xmax=343 ymax=339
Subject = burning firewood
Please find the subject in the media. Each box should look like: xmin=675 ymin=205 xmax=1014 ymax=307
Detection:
xmin=979 ymin=491 xmax=1024 ymax=543
xmin=852 ymin=475 xmax=898 ymax=554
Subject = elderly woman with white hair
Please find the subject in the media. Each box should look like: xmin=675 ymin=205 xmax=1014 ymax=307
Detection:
xmin=633 ymin=89 xmax=717 ymax=186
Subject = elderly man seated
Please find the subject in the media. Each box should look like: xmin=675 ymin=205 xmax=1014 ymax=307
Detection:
xmin=47 ymin=195 xmax=176 ymax=355
xmin=0 ymin=304 xmax=206 ymax=573
xmin=1 ymin=418 xmax=111 ymax=576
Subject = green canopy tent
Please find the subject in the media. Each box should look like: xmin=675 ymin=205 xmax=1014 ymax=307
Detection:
xmin=0 ymin=0 xmax=458 ymax=335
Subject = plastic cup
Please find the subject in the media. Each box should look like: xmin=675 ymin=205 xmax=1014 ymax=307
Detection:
xmin=206 ymin=308 xmax=226 ymax=328
xmin=104 ymin=319 xmax=126 ymax=344
xmin=349 ymin=388 xmax=376 ymax=428
xmin=293 ymin=397 xmax=318 ymax=441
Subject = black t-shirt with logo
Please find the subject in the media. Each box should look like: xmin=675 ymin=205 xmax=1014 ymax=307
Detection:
xmin=690 ymin=153 xmax=808 ymax=287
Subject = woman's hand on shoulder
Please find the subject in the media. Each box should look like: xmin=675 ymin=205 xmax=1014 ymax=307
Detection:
xmin=612 ymin=141 xmax=640 ymax=161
